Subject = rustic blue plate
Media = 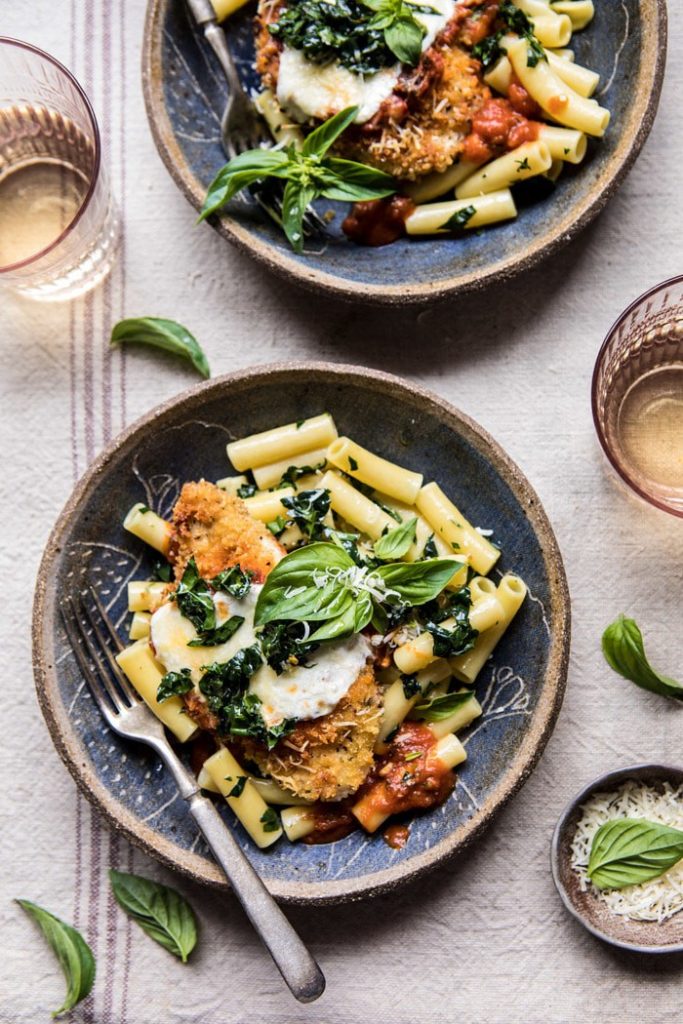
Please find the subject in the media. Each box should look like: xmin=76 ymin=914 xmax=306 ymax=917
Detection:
xmin=141 ymin=0 xmax=666 ymax=304
xmin=33 ymin=364 xmax=570 ymax=903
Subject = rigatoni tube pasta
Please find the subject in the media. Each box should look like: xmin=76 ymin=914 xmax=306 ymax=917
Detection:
xmin=403 ymin=159 xmax=485 ymax=204
xmin=486 ymin=50 xmax=598 ymax=101
xmin=252 ymin=447 xmax=328 ymax=490
xmin=243 ymin=487 xmax=295 ymax=522
xmin=450 ymin=574 xmax=528 ymax=683
xmin=375 ymin=659 xmax=452 ymax=753
xmin=226 ymin=413 xmax=337 ymax=471
xmin=551 ymin=0 xmax=594 ymax=30
xmin=405 ymin=190 xmax=517 ymax=237
xmin=511 ymin=0 xmax=572 ymax=46
xmin=455 ymin=141 xmax=552 ymax=199
xmin=319 ymin=469 xmax=396 ymax=540
xmin=416 ymin=482 xmax=500 ymax=575
xmin=116 ymin=641 xmax=198 ymax=743
xmin=127 ymin=580 xmax=166 ymax=613
xmin=203 ymin=748 xmax=283 ymax=848
xmin=425 ymin=693 xmax=483 ymax=740
xmin=123 ymin=503 xmax=172 ymax=556
xmin=327 ymin=436 xmax=423 ymax=504
xmin=506 ymin=37 xmax=610 ymax=137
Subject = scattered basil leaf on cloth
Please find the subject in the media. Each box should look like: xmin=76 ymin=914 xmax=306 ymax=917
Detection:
xmin=602 ymin=615 xmax=683 ymax=701
xmin=199 ymin=107 xmax=395 ymax=252
xmin=110 ymin=318 xmax=210 ymax=379
xmin=413 ymin=690 xmax=474 ymax=721
xmin=109 ymin=870 xmax=197 ymax=962
xmin=16 ymin=899 xmax=95 ymax=1017
xmin=373 ymin=516 xmax=417 ymax=561
xmin=588 ymin=818 xmax=683 ymax=890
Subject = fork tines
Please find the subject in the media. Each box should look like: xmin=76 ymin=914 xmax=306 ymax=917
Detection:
xmin=61 ymin=590 xmax=138 ymax=720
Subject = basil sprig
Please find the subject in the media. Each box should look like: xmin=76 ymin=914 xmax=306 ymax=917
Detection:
xmin=17 ymin=899 xmax=95 ymax=1017
xmin=110 ymin=318 xmax=210 ymax=379
xmin=109 ymin=870 xmax=198 ymax=962
xmin=254 ymin=541 xmax=462 ymax=643
xmin=588 ymin=819 xmax=683 ymax=890
xmin=373 ymin=517 xmax=418 ymax=561
xmin=199 ymin=107 xmax=395 ymax=252
xmin=361 ymin=0 xmax=437 ymax=65
xmin=602 ymin=615 xmax=683 ymax=701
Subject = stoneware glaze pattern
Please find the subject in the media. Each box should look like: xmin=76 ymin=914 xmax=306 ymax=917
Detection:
xmin=33 ymin=363 xmax=570 ymax=903
xmin=141 ymin=0 xmax=666 ymax=303
xmin=552 ymin=763 xmax=683 ymax=954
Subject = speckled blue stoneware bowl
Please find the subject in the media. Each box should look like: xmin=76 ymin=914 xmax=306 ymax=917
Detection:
xmin=141 ymin=0 xmax=666 ymax=304
xmin=33 ymin=364 xmax=570 ymax=903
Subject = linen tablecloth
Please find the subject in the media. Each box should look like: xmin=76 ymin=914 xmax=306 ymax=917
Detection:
xmin=2 ymin=2 xmax=683 ymax=1021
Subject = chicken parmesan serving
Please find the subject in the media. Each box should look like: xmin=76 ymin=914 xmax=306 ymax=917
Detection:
xmin=118 ymin=413 xmax=527 ymax=849
xmin=200 ymin=0 xmax=608 ymax=250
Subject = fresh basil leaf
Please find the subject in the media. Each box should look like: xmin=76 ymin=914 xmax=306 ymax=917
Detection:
xmin=109 ymin=870 xmax=197 ymax=962
xmin=301 ymin=105 xmax=359 ymax=157
xmin=187 ymin=614 xmax=244 ymax=647
xmin=266 ymin=515 xmax=287 ymax=536
xmin=373 ymin=517 xmax=417 ymax=561
xmin=425 ymin=616 xmax=478 ymax=658
xmin=152 ymin=559 xmax=173 ymax=583
xmin=227 ymin=775 xmax=247 ymax=798
xmin=276 ymin=461 xmax=326 ymax=488
xmin=587 ymin=819 xmax=683 ymax=890
xmin=254 ymin=542 xmax=354 ymax=626
xmin=384 ymin=14 xmax=424 ymax=64
xmin=260 ymin=807 xmax=281 ymax=832
xmin=210 ymin=565 xmax=253 ymax=599
xmin=282 ymin=179 xmax=316 ymax=253
xmin=602 ymin=615 xmax=683 ymax=701
xmin=375 ymin=558 xmax=461 ymax=605
xmin=175 ymin=557 xmax=216 ymax=633
xmin=157 ymin=668 xmax=193 ymax=702
xmin=111 ymin=318 xmax=210 ymax=379
xmin=414 ymin=690 xmax=475 ymax=721
xmin=321 ymin=158 xmax=396 ymax=201
xmin=441 ymin=204 xmax=476 ymax=232
xmin=16 ymin=899 xmax=95 ymax=1017
xmin=402 ymin=673 xmax=421 ymax=698
xmin=199 ymin=150 xmax=291 ymax=219
xmin=307 ymin=590 xmax=373 ymax=642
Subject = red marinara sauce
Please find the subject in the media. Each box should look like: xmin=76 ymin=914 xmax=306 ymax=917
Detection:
xmin=342 ymin=195 xmax=415 ymax=247
xmin=462 ymin=89 xmax=542 ymax=164
xmin=302 ymin=802 xmax=357 ymax=845
xmin=383 ymin=824 xmax=411 ymax=849
xmin=360 ymin=722 xmax=455 ymax=818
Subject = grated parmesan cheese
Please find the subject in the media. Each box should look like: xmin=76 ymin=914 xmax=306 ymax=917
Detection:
xmin=570 ymin=780 xmax=683 ymax=923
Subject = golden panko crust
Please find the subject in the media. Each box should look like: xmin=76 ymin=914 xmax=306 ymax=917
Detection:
xmin=169 ymin=480 xmax=285 ymax=582
xmin=238 ymin=666 xmax=382 ymax=801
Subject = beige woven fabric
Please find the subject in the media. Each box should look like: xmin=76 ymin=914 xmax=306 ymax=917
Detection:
xmin=2 ymin=1 xmax=683 ymax=1021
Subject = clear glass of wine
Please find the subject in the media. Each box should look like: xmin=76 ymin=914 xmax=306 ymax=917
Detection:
xmin=592 ymin=276 xmax=683 ymax=517
xmin=0 ymin=37 xmax=120 ymax=301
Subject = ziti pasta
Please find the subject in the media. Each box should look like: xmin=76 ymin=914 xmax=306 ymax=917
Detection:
xmin=118 ymin=413 xmax=527 ymax=849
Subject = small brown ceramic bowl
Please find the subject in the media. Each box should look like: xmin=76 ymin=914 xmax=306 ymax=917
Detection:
xmin=551 ymin=764 xmax=683 ymax=954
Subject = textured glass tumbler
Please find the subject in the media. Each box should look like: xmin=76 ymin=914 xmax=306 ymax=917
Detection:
xmin=592 ymin=277 xmax=683 ymax=517
xmin=0 ymin=38 xmax=120 ymax=300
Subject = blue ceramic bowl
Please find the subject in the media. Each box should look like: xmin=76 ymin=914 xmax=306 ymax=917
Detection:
xmin=141 ymin=0 xmax=666 ymax=303
xmin=33 ymin=364 xmax=570 ymax=903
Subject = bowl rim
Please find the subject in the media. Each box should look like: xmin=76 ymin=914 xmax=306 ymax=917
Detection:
xmin=33 ymin=360 xmax=570 ymax=904
xmin=550 ymin=762 xmax=683 ymax=954
xmin=590 ymin=273 xmax=683 ymax=519
xmin=140 ymin=0 xmax=667 ymax=306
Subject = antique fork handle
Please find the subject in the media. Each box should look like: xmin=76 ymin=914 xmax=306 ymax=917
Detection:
xmin=186 ymin=0 xmax=243 ymax=97
xmin=150 ymin=736 xmax=325 ymax=1003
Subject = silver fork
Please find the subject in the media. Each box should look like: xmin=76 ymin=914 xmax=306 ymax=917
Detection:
xmin=61 ymin=589 xmax=325 ymax=1004
xmin=185 ymin=0 xmax=327 ymax=236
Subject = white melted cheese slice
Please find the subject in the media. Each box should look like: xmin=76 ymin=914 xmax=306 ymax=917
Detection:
xmin=276 ymin=0 xmax=456 ymax=125
xmin=150 ymin=583 xmax=371 ymax=728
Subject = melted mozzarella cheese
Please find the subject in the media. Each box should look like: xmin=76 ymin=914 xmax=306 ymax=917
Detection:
xmin=150 ymin=583 xmax=371 ymax=727
xmin=276 ymin=0 xmax=455 ymax=125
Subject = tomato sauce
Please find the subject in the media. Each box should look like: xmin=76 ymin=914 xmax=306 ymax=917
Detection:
xmin=358 ymin=722 xmax=455 ymax=818
xmin=383 ymin=824 xmax=411 ymax=849
xmin=462 ymin=93 xmax=541 ymax=164
xmin=342 ymin=195 xmax=415 ymax=247
xmin=303 ymin=802 xmax=357 ymax=845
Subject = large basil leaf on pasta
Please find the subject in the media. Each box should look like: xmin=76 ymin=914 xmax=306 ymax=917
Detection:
xmin=109 ymin=870 xmax=197 ymax=962
xmin=16 ymin=899 xmax=95 ymax=1017
xmin=254 ymin=542 xmax=354 ymax=625
xmin=308 ymin=591 xmax=374 ymax=642
xmin=587 ymin=819 xmax=683 ymax=890
xmin=375 ymin=558 xmax=462 ymax=605
xmin=373 ymin=517 xmax=418 ymax=561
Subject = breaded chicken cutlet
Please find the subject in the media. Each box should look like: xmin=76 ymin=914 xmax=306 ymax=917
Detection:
xmin=166 ymin=480 xmax=382 ymax=802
